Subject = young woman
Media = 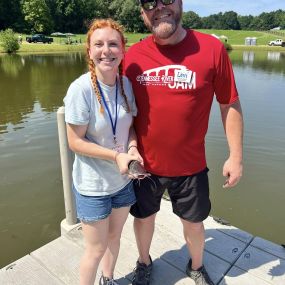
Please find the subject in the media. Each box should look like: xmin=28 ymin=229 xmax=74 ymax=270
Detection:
xmin=64 ymin=19 xmax=142 ymax=285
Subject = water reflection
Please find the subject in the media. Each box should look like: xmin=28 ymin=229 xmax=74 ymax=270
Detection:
xmin=0 ymin=53 xmax=86 ymax=135
xmin=242 ymin=51 xmax=255 ymax=64
xmin=0 ymin=55 xmax=25 ymax=77
xmin=229 ymin=50 xmax=285 ymax=76
xmin=267 ymin=51 xmax=281 ymax=61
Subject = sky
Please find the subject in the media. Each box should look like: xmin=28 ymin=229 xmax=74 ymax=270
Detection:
xmin=183 ymin=0 xmax=285 ymax=16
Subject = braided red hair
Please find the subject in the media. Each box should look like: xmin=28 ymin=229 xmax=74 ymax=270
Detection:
xmin=86 ymin=18 xmax=130 ymax=114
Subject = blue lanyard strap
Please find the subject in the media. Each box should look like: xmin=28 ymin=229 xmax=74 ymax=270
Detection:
xmin=97 ymin=79 xmax=118 ymax=144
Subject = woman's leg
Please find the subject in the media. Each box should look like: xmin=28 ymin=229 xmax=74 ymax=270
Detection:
xmin=100 ymin=206 xmax=131 ymax=278
xmin=79 ymin=218 xmax=109 ymax=285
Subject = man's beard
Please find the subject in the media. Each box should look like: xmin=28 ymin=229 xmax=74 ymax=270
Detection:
xmin=145 ymin=6 xmax=182 ymax=39
xmin=152 ymin=21 xmax=177 ymax=39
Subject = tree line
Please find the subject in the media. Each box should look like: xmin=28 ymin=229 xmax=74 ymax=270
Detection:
xmin=0 ymin=0 xmax=284 ymax=34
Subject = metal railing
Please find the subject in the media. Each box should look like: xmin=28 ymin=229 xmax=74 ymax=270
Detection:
xmin=57 ymin=106 xmax=77 ymax=225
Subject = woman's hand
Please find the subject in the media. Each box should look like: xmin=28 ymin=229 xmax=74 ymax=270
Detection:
xmin=115 ymin=152 xmax=138 ymax=174
xmin=127 ymin=146 xmax=144 ymax=166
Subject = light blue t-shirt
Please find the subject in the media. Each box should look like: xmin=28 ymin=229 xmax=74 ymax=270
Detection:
xmin=64 ymin=72 xmax=137 ymax=196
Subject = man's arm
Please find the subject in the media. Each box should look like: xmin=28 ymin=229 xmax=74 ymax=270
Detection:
xmin=219 ymin=99 xmax=244 ymax=188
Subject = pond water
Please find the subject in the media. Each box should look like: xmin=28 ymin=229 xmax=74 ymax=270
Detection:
xmin=0 ymin=50 xmax=284 ymax=267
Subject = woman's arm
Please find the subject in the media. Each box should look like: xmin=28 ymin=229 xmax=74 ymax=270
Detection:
xmin=66 ymin=123 xmax=136 ymax=174
xmin=127 ymin=124 xmax=144 ymax=165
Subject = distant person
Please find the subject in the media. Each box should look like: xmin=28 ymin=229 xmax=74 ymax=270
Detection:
xmin=18 ymin=35 xmax=22 ymax=44
xmin=124 ymin=1 xmax=244 ymax=285
xmin=64 ymin=18 xmax=142 ymax=285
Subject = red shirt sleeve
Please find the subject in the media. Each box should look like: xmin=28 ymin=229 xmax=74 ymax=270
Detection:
xmin=214 ymin=45 xmax=239 ymax=104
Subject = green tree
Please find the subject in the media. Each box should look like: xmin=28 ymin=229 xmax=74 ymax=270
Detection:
xmin=202 ymin=13 xmax=225 ymax=29
xmin=82 ymin=0 xmax=113 ymax=29
xmin=0 ymin=28 xmax=20 ymax=53
xmin=274 ymin=10 xmax=285 ymax=29
xmin=249 ymin=16 xmax=263 ymax=30
xmin=55 ymin=0 xmax=86 ymax=33
xmin=110 ymin=0 xmax=145 ymax=32
xmin=258 ymin=12 xmax=276 ymax=30
xmin=203 ymin=11 xmax=240 ymax=30
xmin=0 ymin=0 xmax=25 ymax=31
xmin=238 ymin=15 xmax=254 ymax=30
xmin=182 ymin=11 xmax=202 ymax=29
xmin=223 ymin=11 xmax=240 ymax=30
xmin=21 ymin=0 xmax=53 ymax=33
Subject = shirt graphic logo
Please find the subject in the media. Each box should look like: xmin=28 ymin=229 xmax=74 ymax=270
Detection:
xmin=136 ymin=65 xmax=196 ymax=90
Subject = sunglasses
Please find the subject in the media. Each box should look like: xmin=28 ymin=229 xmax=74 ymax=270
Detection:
xmin=140 ymin=0 xmax=176 ymax=11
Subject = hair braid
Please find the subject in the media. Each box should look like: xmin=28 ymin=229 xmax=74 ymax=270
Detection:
xmin=88 ymin=59 xmax=104 ymax=113
xmin=118 ymin=64 xmax=130 ymax=113
xmin=86 ymin=19 xmax=128 ymax=114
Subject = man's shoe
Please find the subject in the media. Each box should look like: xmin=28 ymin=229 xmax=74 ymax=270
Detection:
xmin=186 ymin=259 xmax=214 ymax=285
xmin=99 ymin=275 xmax=119 ymax=285
xmin=132 ymin=256 xmax=152 ymax=285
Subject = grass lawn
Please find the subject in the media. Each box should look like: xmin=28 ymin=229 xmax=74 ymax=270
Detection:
xmin=1 ymin=30 xmax=285 ymax=53
xmin=17 ymin=42 xmax=85 ymax=53
xmin=197 ymin=29 xmax=285 ymax=45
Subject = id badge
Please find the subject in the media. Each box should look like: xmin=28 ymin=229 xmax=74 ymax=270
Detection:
xmin=174 ymin=69 xmax=192 ymax=83
xmin=112 ymin=143 xmax=124 ymax=153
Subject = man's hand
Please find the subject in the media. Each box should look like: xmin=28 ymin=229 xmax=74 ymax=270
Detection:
xmin=222 ymin=158 xmax=243 ymax=188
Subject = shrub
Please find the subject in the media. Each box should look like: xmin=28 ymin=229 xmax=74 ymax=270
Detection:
xmin=0 ymin=29 xmax=20 ymax=53
xmin=223 ymin=42 xmax=233 ymax=50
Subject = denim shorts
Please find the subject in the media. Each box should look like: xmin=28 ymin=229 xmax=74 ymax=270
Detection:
xmin=73 ymin=181 xmax=136 ymax=223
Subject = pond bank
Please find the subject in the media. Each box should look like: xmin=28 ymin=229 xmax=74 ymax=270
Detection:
xmin=1 ymin=43 xmax=285 ymax=54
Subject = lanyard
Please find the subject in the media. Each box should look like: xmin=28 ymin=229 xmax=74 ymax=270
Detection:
xmin=97 ymin=79 xmax=118 ymax=145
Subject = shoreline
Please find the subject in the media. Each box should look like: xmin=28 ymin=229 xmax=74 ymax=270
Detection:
xmin=230 ymin=45 xmax=285 ymax=51
xmin=1 ymin=43 xmax=285 ymax=54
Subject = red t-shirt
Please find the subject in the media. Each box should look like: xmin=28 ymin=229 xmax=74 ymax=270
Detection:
xmin=124 ymin=30 xmax=238 ymax=176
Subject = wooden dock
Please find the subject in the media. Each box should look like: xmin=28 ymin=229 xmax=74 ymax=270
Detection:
xmin=1 ymin=199 xmax=285 ymax=285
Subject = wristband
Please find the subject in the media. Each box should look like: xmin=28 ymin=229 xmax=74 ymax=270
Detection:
xmin=128 ymin=145 xmax=138 ymax=151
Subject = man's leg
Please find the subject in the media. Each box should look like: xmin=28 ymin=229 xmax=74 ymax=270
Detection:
xmin=133 ymin=214 xmax=156 ymax=265
xmin=130 ymin=175 xmax=165 ymax=285
xmin=181 ymin=219 xmax=214 ymax=285
xmin=131 ymin=214 xmax=156 ymax=285
xmin=167 ymin=169 xmax=213 ymax=284
xmin=180 ymin=219 xmax=205 ymax=270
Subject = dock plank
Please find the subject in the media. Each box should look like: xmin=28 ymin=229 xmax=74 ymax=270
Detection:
xmin=1 ymin=199 xmax=284 ymax=284
xmin=121 ymin=202 xmax=231 ymax=285
xmin=116 ymin=237 xmax=193 ymax=285
xmin=250 ymin=237 xmax=285 ymax=260
xmin=204 ymin=216 xmax=254 ymax=244
xmin=0 ymin=255 xmax=62 ymax=285
xmin=234 ymin=245 xmax=285 ymax=285
xmin=31 ymin=236 xmax=83 ymax=285
xmin=219 ymin=266 xmax=272 ymax=285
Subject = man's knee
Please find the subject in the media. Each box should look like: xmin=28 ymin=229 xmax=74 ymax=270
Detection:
xmin=134 ymin=214 xmax=156 ymax=226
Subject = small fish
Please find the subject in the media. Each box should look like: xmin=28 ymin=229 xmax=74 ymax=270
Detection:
xmin=128 ymin=160 xmax=151 ymax=180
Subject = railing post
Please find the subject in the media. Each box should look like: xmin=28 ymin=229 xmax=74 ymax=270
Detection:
xmin=57 ymin=106 xmax=77 ymax=225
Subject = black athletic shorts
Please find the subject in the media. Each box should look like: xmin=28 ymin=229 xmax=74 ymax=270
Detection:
xmin=130 ymin=167 xmax=211 ymax=222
